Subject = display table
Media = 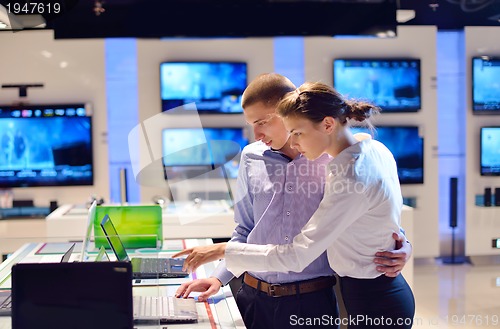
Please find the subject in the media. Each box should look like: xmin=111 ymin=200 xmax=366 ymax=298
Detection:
xmin=1 ymin=202 xmax=414 ymax=290
xmin=0 ymin=238 xmax=245 ymax=329
xmin=0 ymin=201 xmax=235 ymax=257
xmin=46 ymin=200 xmax=236 ymax=241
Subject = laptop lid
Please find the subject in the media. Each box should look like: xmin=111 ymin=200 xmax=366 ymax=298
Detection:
xmin=79 ymin=200 xmax=97 ymax=262
xmin=11 ymin=262 xmax=134 ymax=329
xmin=0 ymin=242 xmax=76 ymax=318
xmin=100 ymin=214 xmax=130 ymax=262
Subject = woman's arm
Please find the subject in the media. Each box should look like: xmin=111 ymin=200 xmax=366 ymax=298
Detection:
xmin=224 ymin=176 xmax=368 ymax=277
xmin=175 ymin=176 xmax=369 ymax=275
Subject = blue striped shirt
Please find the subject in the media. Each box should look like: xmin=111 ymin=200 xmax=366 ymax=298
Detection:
xmin=212 ymin=141 xmax=335 ymax=285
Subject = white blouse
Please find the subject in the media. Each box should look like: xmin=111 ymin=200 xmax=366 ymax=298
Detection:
xmin=225 ymin=138 xmax=403 ymax=279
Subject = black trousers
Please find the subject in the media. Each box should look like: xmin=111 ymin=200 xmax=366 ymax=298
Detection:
xmin=339 ymin=274 xmax=415 ymax=329
xmin=236 ymin=280 xmax=339 ymax=329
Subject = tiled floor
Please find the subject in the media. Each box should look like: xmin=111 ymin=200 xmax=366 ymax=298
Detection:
xmin=412 ymin=260 xmax=500 ymax=328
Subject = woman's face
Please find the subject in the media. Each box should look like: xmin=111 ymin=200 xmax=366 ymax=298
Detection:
xmin=282 ymin=115 xmax=330 ymax=160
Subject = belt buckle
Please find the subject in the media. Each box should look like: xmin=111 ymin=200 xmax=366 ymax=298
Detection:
xmin=268 ymin=284 xmax=280 ymax=297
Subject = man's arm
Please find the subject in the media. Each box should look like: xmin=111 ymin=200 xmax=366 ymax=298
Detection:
xmin=374 ymin=231 xmax=412 ymax=277
xmin=175 ymin=153 xmax=254 ymax=299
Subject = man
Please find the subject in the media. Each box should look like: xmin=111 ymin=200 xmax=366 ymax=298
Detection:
xmin=176 ymin=73 xmax=410 ymax=329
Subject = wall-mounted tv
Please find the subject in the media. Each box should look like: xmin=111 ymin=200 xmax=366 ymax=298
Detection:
xmin=333 ymin=58 xmax=421 ymax=113
xmin=480 ymin=127 xmax=500 ymax=176
xmin=351 ymin=125 xmax=424 ymax=184
xmin=160 ymin=62 xmax=247 ymax=114
xmin=0 ymin=104 xmax=93 ymax=188
xmin=472 ymin=56 xmax=500 ymax=114
xmin=162 ymin=127 xmax=249 ymax=180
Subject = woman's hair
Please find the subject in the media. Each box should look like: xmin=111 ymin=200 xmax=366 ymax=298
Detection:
xmin=241 ymin=73 xmax=296 ymax=109
xmin=277 ymin=82 xmax=380 ymax=126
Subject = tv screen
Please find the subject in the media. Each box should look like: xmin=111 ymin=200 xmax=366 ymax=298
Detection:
xmin=480 ymin=127 xmax=500 ymax=176
xmin=472 ymin=56 xmax=500 ymax=114
xmin=333 ymin=58 xmax=421 ymax=112
xmin=162 ymin=127 xmax=249 ymax=179
xmin=160 ymin=62 xmax=247 ymax=113
xmin=351 ymin=125 xmax=424 ymax=184
xmin=0 ymin=104 xmax=93 ymax=188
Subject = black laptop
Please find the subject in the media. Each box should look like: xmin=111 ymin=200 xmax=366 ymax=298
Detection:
xmin=0 ymin=242 xmax=76 ymax=317
xmin=11 ymin=262 xmax=134 ymax=329
xmin=100 ymin=214 xmax=188 ymax=279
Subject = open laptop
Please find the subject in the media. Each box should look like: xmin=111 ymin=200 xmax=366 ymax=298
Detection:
xmin=0 ymin=242 xmax=76 ymax=317
xmin=79 ymin=200 xmax=97 ymax=262
xmin=99 ymin=214 xmax=188 ymax=279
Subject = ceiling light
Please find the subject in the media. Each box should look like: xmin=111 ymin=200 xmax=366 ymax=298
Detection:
xmin=16 ymin=15 xmax=46 ymax=28
xmin=0 ymin=4 xmax=22 ymax=30
xmin=396 ymin=9 xmax=416 ymax=23
xmin=41 ymin=50 xmax=53 ymax=58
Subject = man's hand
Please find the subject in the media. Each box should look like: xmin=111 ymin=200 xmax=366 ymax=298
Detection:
xmin=374 ymin=232 xmax=412 ymax=277
xmin=175 ymin=278 xmax=223 ymax=302
xmin=172 ymin=243 xmax=227 ymax=273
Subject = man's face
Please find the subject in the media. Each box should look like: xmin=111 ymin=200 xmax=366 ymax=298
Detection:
xmin=244 ymin=102 xmax=290 ymax=150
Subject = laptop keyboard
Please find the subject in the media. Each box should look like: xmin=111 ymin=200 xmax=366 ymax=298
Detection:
xmin=133 ymin=296 xmax=198 ymax=322
xmin=139 ymin=259 xmax=170 ymax=274
xmin=0 ymin=294 xmax=12 ymax=314
xmin=134 ymin=295 xmax=174 ymax=318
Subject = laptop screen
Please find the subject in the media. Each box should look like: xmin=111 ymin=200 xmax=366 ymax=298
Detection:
xmin=100 ymin=215 xmax=130 ymax=262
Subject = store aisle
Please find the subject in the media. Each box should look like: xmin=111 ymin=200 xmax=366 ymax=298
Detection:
xmin=413 ymin=261 xmax=500 ymax=328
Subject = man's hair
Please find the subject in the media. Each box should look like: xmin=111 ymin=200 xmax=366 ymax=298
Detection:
xmin=241 ymin=73 xmax=296 ymax=109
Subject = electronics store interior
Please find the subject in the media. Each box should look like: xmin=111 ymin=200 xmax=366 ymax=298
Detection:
xmin=0 ymin=1 xmax=499 ymax=328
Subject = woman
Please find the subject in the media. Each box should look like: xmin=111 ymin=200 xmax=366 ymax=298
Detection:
xmin=174 ymin=82 xmax=415 ymax=328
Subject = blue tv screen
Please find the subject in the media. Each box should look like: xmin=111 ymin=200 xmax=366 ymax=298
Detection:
xmin=480 ymin=127 xmax=500 ymax=176
xmin=160 ymin=62 xmax=247 ymax=113
xmin=351 ymin=126 xmax=424 ymax=184
xmin=334 ymin=59 xmax=421 ymax=112
xmin=472 ymin=56 xmax=500 ymax=114
xmin=0 ymin=104 xmax=93 ymax=188
xmin=162 ymin=127 xmax=249 ymax=179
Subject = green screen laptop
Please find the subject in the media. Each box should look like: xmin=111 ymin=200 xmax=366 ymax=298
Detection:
xmin=99 ymin=214 xmax=188 ymax=279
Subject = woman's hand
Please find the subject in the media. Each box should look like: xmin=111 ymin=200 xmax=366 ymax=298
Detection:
xmin=172 ymin=243 xmax=227 ymax=273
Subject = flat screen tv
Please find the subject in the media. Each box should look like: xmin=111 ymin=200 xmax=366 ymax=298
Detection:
xmin=162 ymin=127 xmax=249 ymax=180
xmin=333 ymin=58 xmax=421 ymax=113
xmin=480 ymin=127 xmax=500 ymax=176
xmin=351 ymin=125 xmax=424 ymax=184
xmin=160 ymin=62 xmax=247 ymax=113
xmin=0 ymin=104 xmax=93 ymax=188
xmin=472 ymin=56 xmax=500 ymax=114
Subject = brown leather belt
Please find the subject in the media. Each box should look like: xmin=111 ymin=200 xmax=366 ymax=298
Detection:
xmin=243 ymin=273 xmax=336 ymax=297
